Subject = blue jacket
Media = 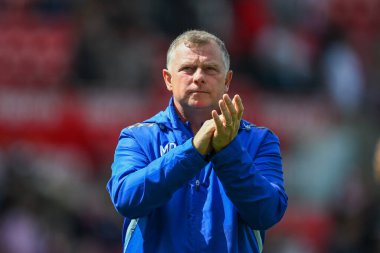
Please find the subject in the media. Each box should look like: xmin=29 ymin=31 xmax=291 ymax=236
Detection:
xmin=107 ymin=98 xmax=287 ymax=253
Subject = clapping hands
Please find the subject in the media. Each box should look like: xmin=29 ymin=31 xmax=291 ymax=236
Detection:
xmin=193 ymin=94 xmax=244 ymax=155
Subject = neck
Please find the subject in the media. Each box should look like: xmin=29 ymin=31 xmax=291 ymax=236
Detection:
xmin=175 ymin=105 xmax=215 ymax=134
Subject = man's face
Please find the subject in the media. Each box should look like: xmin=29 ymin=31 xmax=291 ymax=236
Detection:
xmin=163 ymin=41 xmax=232 ymax=114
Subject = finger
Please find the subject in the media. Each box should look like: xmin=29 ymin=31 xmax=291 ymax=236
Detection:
xmin=233 ymin=95 xmax=244 ymax=120
xmin=193 ymin=119 xmax=216 ymax=155
xmin=201 ymin=119 xmax=215 ymax=132
xmin=219 ymin=99 xmax=232 ymax=127
xmin=223 ymin=94 xmax=237 ymax=121
xmin=212 ymin=110 xmax=224 ymax=132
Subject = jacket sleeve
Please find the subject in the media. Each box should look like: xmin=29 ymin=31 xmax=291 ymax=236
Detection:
xmin=211 ymin=129 xmax=288 ymax=230
xmin=107 ymin=128 xmax=207 ymax=219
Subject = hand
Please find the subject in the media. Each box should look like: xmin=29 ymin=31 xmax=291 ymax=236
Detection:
xmin=211 ymin=94 xmax=244 ymax=152
xmin=192 ymin=119 xmax=216 ymax=155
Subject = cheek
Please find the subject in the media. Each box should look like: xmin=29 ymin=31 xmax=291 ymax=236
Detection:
xmin=216 ymin=77 xmax=229 ymax=93
xmin=172 ymin=83 xmax=187 ymax=96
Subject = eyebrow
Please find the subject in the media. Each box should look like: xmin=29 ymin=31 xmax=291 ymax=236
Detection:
xmin=178 ymin=61 xmax=221 ymax=69
xmin=178 ymin=62 xmax=196 ymax=67
xmin=202 ymin=62 xmax=220 ymax=68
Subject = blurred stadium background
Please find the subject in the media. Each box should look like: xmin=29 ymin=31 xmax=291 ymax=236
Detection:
xmin=0 ymin=0 xmax=379 ymax=252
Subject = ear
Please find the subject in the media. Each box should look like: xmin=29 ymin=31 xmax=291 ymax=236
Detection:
xmin=224 ymin=70 xmax=233 ymax=92
xmin=163 ymin=69 xmax=173 ymax=91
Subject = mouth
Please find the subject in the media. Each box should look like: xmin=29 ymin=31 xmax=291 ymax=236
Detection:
xmin=189 ymin=90 xmax=209 ymax=94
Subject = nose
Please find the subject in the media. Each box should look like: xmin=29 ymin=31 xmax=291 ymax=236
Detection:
xmin=193 ymin=68 xmax=205 ymax=85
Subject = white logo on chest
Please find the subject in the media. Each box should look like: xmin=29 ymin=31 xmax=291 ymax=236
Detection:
xmin=160 ymin=142 xmax=177 ymax=156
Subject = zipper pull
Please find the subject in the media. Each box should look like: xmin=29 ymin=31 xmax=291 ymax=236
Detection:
xmin=195 ymin=180 xmax=200 ymax=191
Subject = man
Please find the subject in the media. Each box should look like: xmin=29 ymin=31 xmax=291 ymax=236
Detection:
xmin=107 ymin=30 xmax=287 ymax=253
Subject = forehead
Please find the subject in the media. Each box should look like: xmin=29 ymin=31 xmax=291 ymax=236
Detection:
xmin=172 ymin=41 xmax=224 ymax=64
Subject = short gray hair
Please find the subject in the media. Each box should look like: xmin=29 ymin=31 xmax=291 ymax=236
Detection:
xmin=166 ymin=30 xmax=230 ymax=71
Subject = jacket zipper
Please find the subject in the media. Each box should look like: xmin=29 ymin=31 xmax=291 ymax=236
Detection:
xmin=195 ymin=179 xmax=200 ymax=191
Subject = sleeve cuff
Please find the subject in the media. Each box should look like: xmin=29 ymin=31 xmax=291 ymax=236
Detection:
xmin=211 ymin=136 xmax=250 ymax=169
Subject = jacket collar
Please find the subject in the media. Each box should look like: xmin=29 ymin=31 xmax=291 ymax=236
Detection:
xmin=143 ymin=97 xmax=183 ymax=130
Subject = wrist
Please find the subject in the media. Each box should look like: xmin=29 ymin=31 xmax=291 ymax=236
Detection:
xmin=192 ymin=138 xmax=210 ymax=156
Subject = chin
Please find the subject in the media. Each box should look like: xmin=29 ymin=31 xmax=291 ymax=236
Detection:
xmin=189 ymin=100 xmax=215 ymax=110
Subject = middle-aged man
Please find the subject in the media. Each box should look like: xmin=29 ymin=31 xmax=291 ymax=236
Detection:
xmin=107 ymin=29 xmax=288 ymax=253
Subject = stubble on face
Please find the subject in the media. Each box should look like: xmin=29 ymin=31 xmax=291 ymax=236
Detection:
xmin=167 ymin=41 xmax=231 ymax=115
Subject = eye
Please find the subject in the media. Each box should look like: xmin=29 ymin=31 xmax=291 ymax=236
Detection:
xmin=204 ymin=66 xmax=218 ymax=74
xmin=179 ymin=66 xmax=195 ymax=73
